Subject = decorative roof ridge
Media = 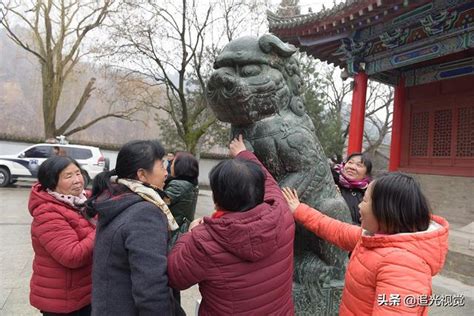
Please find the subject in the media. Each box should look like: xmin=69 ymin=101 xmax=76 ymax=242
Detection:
xmin=268 ymin=0 xmax=374 ymax=29
xmin=267 ymin=10 xmax=315 ymax=27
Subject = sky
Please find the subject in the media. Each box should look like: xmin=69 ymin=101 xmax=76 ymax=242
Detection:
xmin=284 ymin=0 xmax=344 ymax=15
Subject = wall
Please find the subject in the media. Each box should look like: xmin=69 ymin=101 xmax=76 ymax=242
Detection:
xmin=197 ymin=158 xmax=223 ymax=187
xmin=413 ymin=173 xmax=474 ymax=285
xmin=413 ymin=174 xmax=474 ymax=228
xmin=400 ymin=75 xmax=474 ymax=177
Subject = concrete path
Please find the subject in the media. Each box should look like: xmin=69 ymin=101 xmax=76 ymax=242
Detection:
xmin=1 ymin=184 xmax=472 ymax=315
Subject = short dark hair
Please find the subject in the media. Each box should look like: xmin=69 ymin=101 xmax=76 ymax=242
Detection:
xmin=345 ymin=152 xmax=373 ymax=176
xmin=173 ymin=151 xmax=199 ymax=180
xmin=209 ymin=158 xmax=264 ymax=212
xmin=37 ymin=156 xmax=82 ymax=190
xmin=371 ymin=172 xmax=431 ymax=234
xmin=91 ymin=139 xmax=165 ymax=197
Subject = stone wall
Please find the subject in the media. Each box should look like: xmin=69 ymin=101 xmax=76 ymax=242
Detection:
xmin=412 ymin=174 xmax=474 ymax=228
xmin=412 ymin=174 xmax=474 ymax=285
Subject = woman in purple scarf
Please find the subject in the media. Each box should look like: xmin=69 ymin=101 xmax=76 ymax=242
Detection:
xmin=332 ymin=152 xmax=372 ymax=225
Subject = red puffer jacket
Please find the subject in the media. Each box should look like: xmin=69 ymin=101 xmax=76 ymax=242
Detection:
xmin=294 ymin=203 xmax=449 ymax=316
xmin=168 ymin=150 xmax=295 ymax=315
xmin=28 ymin=183 xmax=95 ymax=313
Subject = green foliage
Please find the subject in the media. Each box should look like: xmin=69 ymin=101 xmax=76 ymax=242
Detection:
xmin=297 ymin=52 xmax=345 ymax=160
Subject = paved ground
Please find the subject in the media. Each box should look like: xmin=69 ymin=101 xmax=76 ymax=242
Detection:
xmin=1 ymin=183 xmax=473 ymax=315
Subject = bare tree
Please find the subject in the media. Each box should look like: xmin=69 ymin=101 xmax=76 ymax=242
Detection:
xmin=303 ymin=62 xmax=393 ymax=161
xmin=216 ymin=0 xmax=268 ymax=42
xmin=102 ymin=0 xmax=214 ymax=154
xmin=197 ymin=0 xmax=270 ymax=151
xmin=104 ymin=0 xmax=269 ymax=154
xmin=65 ymin=65 xmax=155 ymax=136
xmin=0 ymin=0 xmax=138 ymax=138
xmin=363 ymin=81 xmax=393 ymax=155
xmin=314 ymin=63 xmax=353 ymax=161
xmin=120 ymin=0 xmax=214 ymax=154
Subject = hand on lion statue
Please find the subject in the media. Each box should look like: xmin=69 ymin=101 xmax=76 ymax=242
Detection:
xmin=207 ymin=34 xmax=351 ymax=315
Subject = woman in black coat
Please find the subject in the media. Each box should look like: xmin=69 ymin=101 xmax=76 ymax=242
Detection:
xmin=332 ymin=152 xmax=372 ymax=225
xmin=163 ymin=151 xmax=199 ymax=307
xmin=164 ymin=151 xmax=199 ymax=228
xmin=86 ymin=140 xmax=180 ymax=316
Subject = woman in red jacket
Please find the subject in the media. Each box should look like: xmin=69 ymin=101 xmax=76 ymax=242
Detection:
xmin=28 ymin=156 xmax=95 ymax=316
xmin=167 ymin=135 xmax=295 ymax=315
xmin=283 ymin=172 xmax=449 ymax=315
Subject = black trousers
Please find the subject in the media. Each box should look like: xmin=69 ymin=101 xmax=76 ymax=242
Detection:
xmin=41 ymin=304 xmax=91 ymax=316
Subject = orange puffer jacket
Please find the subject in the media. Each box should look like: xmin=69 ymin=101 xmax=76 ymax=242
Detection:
xmin=294 ymin=203 xmax=449 ymax=316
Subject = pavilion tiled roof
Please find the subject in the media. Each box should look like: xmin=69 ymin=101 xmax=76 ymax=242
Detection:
xmin=268 ymin=0 xmax=433 ymax=69
xmin=268 ymin=0 xmax=373 ymax=33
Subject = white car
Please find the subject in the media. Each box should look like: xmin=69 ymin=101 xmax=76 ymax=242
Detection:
xmin=0 ymin=143 xmax=108 ymax=187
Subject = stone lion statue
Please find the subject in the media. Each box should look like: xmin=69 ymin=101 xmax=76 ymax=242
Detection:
xmin=206 ymin=34 xmax=351 ymax=315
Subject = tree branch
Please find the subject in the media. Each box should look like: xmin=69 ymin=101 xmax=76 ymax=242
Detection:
xmin=63 ymin=110 xmax=139 ymax=136
xmin=57 ymin=77 xmax=96 ymax=134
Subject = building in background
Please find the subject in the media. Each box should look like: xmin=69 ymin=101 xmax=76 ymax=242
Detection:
xmin=269 ymin=0 xmax=473 ymax=285
xmin=269 ymin=0 xmax=473 ymax=177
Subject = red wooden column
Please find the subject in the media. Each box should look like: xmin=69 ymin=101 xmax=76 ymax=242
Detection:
xmin=347 ymin=71 xmax=368 ymax=155
xmin=388 ymin=77 xmax=405 ymax=171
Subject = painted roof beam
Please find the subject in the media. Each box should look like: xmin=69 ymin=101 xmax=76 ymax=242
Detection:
xmin=298 ymin=33 xmax=350 ymax=47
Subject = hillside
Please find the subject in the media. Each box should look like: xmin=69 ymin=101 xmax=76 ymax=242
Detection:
xmin=0 ymin=29 xmax=163 ymax=147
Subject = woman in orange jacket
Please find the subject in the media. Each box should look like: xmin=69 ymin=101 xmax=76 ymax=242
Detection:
xmin=283 ymin=172 xmax=449 ymax=315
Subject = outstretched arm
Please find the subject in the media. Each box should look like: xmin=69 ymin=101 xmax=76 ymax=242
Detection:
xmin=283 ymin=188 xmax=360 ymax=251
xmin=167 ymin=228 xmax=210 ymax=290
xmin=230 ymin=134 xmax=285 ymax=205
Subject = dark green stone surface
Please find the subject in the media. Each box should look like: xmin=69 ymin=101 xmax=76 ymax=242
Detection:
xmin=207 ymin=34 xmax=352 ymax=315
